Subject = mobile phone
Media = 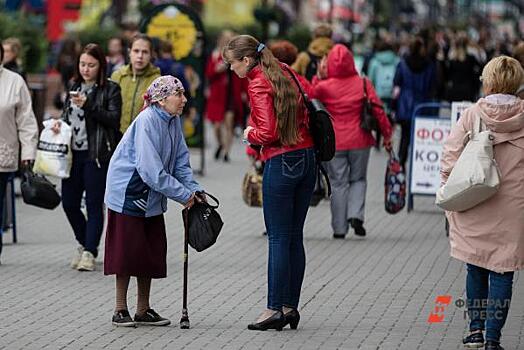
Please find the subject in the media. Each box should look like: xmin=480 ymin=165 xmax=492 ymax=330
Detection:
xmin=69 ymin=91 xmax=80 ymax=97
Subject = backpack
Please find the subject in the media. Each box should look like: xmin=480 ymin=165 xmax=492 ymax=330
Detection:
xmin=284 ymin=66 xmax=335 ymax=195
xmin=373 ymin=60 xmax=397 ymax=99
xmin=305 ymin=51 xmax=320 ymax=81
xmin=284 ymin=66 xmax=335 ymax=162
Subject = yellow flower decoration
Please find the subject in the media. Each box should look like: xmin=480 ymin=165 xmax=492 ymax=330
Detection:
xmin=146 ymin=6 xmax=197 ymax=60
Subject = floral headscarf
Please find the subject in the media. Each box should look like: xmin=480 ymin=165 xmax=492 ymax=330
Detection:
xmin=143 ymin=75 xmax=184 ymax=107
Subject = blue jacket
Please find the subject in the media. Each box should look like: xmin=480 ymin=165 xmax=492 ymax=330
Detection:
xmin=393 ymin=59 xmax=436 ymax=121
xmin=104 ymin=104 xmax=202 ymax=217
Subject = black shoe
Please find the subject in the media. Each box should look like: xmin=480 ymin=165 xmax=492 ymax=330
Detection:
xmin=134 ymin=308 xmax=171 ymax=326
xmin=349 ymin=218 xmax=366 ymax=237
xmin=333 ymin=233 xmax=346 ymax=239
xmin=112 ymin=309 xmax=136 ymax=327
xmin=284 ymin=309 xmax=300 ymax=330
xmin=214 ymin=146 xmax=222 ymax=160
xmin=463 ymin=331 xmax=484 ymax=348
xmin=223 ymin=153 xmax=230 ymax=162
xmin=485 ymin=341 xmax=504 ymax=350
xmin=247 ymin=311 xmax=285 ymax=331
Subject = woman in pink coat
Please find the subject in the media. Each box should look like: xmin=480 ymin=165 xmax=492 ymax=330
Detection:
xmin=440 ymin=56 xmax=524 ymax=350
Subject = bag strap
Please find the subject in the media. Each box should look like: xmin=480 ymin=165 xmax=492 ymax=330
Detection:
xmin=198 ymin=191 xmax=219 ymax=209
xmin=318 ymin=163 xmax=331 ymax=196
xmin=283 ymin=65 xmax=311 ymax=107
xmin=363 ymin=78 xmax=368 ymax=99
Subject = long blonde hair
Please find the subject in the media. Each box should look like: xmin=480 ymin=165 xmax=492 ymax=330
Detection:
xmin=223 ymin=35 xmax=300 ymax=146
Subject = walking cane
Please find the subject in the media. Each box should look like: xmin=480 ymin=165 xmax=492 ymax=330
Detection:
xmin=180 ymin=208 xmax=190 ymax=329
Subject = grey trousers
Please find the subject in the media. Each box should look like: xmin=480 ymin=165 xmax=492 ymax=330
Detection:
xmin=326 ymin=148 xmax=371 ymax=234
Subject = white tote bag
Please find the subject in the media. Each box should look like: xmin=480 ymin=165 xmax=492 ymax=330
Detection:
xmin=435 ymin=115 xmax=501 ymax=212
xmin=33 ymin=119 xmax=72 ymax=179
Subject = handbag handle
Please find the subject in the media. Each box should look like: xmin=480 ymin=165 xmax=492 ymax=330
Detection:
xmin=363 ymin=77 xmax=368 ymax=100
xmin=362 ymin=77 xmax=384 ymax=109
xmin=196 ymin=191 xmax=219 ymax=209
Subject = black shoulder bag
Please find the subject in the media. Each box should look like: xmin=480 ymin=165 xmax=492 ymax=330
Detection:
xmin=360 ymin=78 xmax=381 ymax=132
xmin=183 ymin=191 xmax=223 ymax=252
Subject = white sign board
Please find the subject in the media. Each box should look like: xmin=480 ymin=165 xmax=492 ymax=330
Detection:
xmin=410 ymin=117 xmax=452 ymax=195
xmin=451 ymin=101 xmax=473 ymax=127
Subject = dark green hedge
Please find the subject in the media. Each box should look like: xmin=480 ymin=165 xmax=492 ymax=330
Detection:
xmin=0 ymin=12 xmax=47 ymax=73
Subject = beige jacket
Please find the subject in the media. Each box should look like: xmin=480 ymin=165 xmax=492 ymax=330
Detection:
xmin=291 ymin=37 xmax=334 ymax=77
xmin=0 ymin=67 xmax=38 ymax=172
xmin=441 ymin=96 xmax=524 ymax=272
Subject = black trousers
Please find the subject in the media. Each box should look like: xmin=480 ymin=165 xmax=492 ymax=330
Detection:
xmin=397 ymin=119 xmax=412 ymax=168
xmin=0 ymin=172 xmax=10 ymax=259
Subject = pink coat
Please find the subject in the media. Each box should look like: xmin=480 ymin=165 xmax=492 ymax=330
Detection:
xmin=441 ymin=97 xmax=524 ymax=273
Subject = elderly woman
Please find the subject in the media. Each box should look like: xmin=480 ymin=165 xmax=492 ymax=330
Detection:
xmin=441 ymin=56 xmax=524 ymax=350
xmin=2 ymin=37 xmax=25 ymax=79
xmin=0 ymin=43 xmax=38 ymax=264
xmin=104 ymin=76 xmax=203 ymax=327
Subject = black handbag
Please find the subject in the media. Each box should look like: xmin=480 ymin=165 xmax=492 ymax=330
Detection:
xmin=183 ymin=191 xmax=223 ymax=252
xmin=360 ymin=78 xmax=379 ymax=132
xmin=20 ymin=169 xmax=61 ymax=210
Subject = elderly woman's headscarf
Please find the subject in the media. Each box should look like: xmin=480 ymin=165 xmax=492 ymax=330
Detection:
xmin=143 ymin=75 xmax=184 ymax=108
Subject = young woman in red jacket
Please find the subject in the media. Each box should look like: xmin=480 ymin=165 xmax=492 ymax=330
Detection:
xmin=223 ymin=35 xmax=316 ymax=331
xmin=312 ymin=44 xmax=393 ymax=238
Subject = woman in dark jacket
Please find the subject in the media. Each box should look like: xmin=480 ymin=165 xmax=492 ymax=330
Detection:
xmin=53 ymin=43 xmax=122 ymax=272
xmin=223 ymin=35 xmax=316 ymax=331
xmin=444 ymin=35 xmax=481 ymax=102
xmin=393 ymin=36 xmax=436 ymax=167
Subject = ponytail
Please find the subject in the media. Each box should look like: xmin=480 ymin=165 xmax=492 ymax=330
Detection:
xmin=223 ymin=35 xmax=301 ymax=146
xmin=258 ymin=48 xmax=300 ymax=146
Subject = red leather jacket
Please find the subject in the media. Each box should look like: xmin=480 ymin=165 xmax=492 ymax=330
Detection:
xmin=246 ymin=64 xmax=314 ymax=161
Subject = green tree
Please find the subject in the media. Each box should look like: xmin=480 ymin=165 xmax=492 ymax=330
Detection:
xmin=0 ymin=12 xmax=47 ymax=73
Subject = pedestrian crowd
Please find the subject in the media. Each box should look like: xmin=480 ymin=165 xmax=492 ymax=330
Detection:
xmin=1 ymin=23 xmax=524 ymax=350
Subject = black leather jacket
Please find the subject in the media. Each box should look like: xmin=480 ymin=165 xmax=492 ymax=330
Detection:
xmin=62 ymin=80 xmax=122 ymax=165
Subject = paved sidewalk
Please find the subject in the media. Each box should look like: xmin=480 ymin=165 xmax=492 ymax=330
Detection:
xmin=0 ymin=132 xmax=523 ymax=350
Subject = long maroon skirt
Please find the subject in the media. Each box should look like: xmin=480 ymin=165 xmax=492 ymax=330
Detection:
xmin=104 ymin=209 xmax=167 ymax=278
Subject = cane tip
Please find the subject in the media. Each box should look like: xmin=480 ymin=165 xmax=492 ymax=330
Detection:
xmin=180 ymin=318 xmax=190 ymax=329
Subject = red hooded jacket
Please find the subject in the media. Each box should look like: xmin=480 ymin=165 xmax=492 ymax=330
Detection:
xmin=312 ymin=44 xmax=392 ymax=150
xmin=246 ymin=63 xmax=314 ymax=161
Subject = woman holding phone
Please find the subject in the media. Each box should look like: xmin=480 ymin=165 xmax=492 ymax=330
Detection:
xmin=52 ymin=43 xmax=122 ymax=271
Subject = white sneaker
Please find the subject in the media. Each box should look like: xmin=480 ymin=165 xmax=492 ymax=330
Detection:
xmin=70 ymin=246 xmax=84 ymax=269
xmin=77 ymin=251 xmax=95 ymax=271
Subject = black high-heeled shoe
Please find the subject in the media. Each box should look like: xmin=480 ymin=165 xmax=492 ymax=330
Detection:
xmin=214 ymin=146 xmax=222 ymax=160
xmin=247 ymin=311 xmax=285 ymax=331
xmin=284 ymin=309 xmax=300 ymax=329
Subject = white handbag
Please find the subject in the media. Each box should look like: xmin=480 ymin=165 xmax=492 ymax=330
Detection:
xmin=435 ymin=115 xmax=501 ymax=212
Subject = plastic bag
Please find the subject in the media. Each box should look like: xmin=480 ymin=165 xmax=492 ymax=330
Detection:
xmin=33 ymin=119 xmax=72 ymax=179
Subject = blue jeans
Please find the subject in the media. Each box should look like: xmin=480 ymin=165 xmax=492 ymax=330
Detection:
xmin=62 ymin=151 xmax=108 ymax=257
xmin=466 ymin=263 xmax=514 ymax=343
xmin=0 ymin=172 xmax=10 ymax=259
xmin=263 ymin=148 xmax=316 ymax=310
